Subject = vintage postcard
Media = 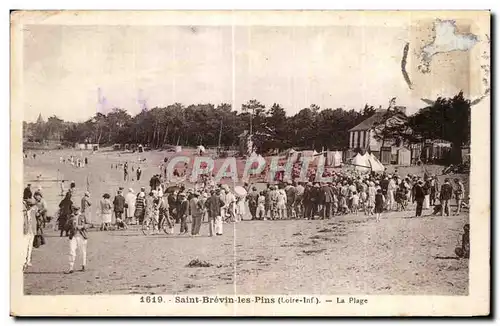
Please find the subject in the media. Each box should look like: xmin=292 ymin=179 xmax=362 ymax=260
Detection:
xmin=10 ymin=10 xmax=490 ymax=316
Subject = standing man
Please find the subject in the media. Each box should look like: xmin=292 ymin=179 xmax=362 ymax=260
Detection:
xmin=321 ymin=183 xmax=334 ymax=219
xmin=23 ymin=199 xmax=38 ymax=271
xmin=113 ymin=189 xmax=126 ymax=225
xmin=125 ymin=188 xmax=136 ymax=225
xmin=454 ymin=178 xmax=465 ymax=215
xmin=413 ymin=180 xmax=426 ymax=217
xmin=430 ymin=175 xmax=440 ymax=206
xmin=205 ymin=189 xmax=225 ymax=236
xmin=123 ymin=162 xmax=129 ymax=181
xmin=177 ymin=193 xmax=189 ymax=235
xmin=136 ymin=166 xmax=142 ymax=181
xmin=247 ymin=186 xmax=259 ymax=220
xmin=439 ymin=178 xmax=453 ymax=216
xmin=23 ymin=184 xmax=33 ymax=200
xmin=80 ymin=191 xmax=92 ymax=227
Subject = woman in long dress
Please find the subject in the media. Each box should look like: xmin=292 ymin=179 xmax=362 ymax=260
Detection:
xmin=366 ymin=182 xmax=376 ymax=216
xmin=100 ymin=193 xmax=112 ymax=231
xmin=134 ymin=192 xmax=146 ymax=224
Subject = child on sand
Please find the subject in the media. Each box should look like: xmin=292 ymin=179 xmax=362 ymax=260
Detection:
xmin=374 ymin=189 xmax=385 ymax=222
xmin=455 ymin=224 xmax=470 ymax=259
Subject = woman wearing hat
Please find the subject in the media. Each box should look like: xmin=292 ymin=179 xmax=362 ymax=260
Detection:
xmin=99 ymin=193 xmax=112 ymax=231
xmin=81 ymin=191 xmax=92 ymax=227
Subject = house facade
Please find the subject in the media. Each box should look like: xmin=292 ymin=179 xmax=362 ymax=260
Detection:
xmin=348 ymin=108 xmax=408 ymax=163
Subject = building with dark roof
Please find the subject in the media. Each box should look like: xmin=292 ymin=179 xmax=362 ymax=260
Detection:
xmin=348 ymin=107 xmax=407 ymax=162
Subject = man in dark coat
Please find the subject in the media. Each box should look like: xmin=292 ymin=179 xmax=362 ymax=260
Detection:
xmin=413 ymin=180 xmax=426 ymax=217
xmin=303 ymin=183 xmax=313 ymax=220
xmin=58 ymin=192 xmax=74 ymax=237
xmin=284 ymin=181 xmax=296 ymax=219
xmin=439 ymin=178 xmax=453 ymax=216
xmin=204 ymin=189 xmax=225 ymax=237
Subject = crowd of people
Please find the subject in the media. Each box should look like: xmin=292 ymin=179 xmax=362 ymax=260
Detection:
xmin=22 ymin=153 xmax=469 ymax=274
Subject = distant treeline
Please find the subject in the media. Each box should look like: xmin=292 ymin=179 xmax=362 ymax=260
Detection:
xmin=23 ymin=93 xmax=470 ymax=162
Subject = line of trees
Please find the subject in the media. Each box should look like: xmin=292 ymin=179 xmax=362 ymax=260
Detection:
xmin=25 ymin=100 xmax=377 ymax=152
xmin=23 ymin=93 xmax=471 ymax=161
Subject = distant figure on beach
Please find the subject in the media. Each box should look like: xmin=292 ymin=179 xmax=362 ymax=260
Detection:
xmin=124 ymin=162 xmax=129 ymax=181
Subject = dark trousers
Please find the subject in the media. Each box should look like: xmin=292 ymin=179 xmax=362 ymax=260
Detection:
xmin=304 ymin=203 xmax=313 ymax=219
xmin=311 ymin=203 xmax=319 ymax=219
xmin=248 ymin=204 xmax=257 ymax=219
xmin=180 ymin=215 xmax=188 ymax=233
xmin=415 ymin=200 xmax=424 ymax=216
xmin=115 ymin=211 xmax=123 ymax=221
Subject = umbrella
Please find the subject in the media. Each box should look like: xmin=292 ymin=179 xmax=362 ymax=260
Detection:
xmin=165 ymin=185 xmax=181 ymax=193
xmin=234 ymin=186 xmax=247 ymax=197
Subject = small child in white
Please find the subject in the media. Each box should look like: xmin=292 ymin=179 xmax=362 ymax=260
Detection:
xmin=65 ymin=206 xmax=88 ymax=274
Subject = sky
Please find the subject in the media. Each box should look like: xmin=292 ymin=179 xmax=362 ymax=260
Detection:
xmin=21 ymin=23 xmax=469 ymax=122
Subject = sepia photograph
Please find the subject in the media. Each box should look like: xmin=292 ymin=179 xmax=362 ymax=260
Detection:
xmin=10 ymin=10 xmax=490 ymax=316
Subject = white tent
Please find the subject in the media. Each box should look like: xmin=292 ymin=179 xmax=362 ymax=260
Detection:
xmin=352 ymin=153 xmax=385 ymax=173
xmin=197 ymin=145 xmax=206 ymax=153
xmin=325 ymin=151 xmax=343 ymax=167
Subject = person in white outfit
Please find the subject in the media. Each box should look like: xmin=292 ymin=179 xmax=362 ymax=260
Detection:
xmin=23 ymin=199 xmax=37 ymax=272
xmin=125 ymin=188 xmax=137 ymax=224
xmin=277 ymin=189 xmax=287 ymax=220
xmin=65 ymin=206 xmax=88 ymax=274
xmin=387 ymin=177 xmax=397 ymax=211
xmin=224 ymin=190 xmax=236 ymax=222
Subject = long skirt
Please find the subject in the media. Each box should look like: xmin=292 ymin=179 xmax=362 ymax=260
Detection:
xmin=423 ymin=195 xmax=430 ymax=209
